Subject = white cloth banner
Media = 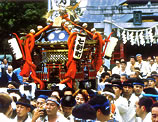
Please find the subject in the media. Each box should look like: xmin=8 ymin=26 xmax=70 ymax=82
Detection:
xmin=129 ymin=32 xmax=135 ymax=45
xmin=122 ymin=30 xmax=127 ymax=44
xmin=139 ymin=31 xmax=145 ymax=45
xmin=73 ymin=34 xmax=86 ymax=59
xmin=104 ymin=37 xmax=118 ymax=58
xmin=8 ymin=38 xmax=23 ymax=60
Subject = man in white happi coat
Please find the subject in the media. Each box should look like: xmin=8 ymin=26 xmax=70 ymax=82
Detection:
xmin=0 ymin=92 xmax=13 ymax=122
xmin=126 ymin=56 xmax=137 ymax=76
xmin=112 ymin=60 xmax=121 ymax=75
xmin=151 ymin=102 xmax=158 ymax=122
xmin=135 ymin=54 xmax=148 ymax=78
xmin=32 ymin=96 xmax=69 ymax=122
xmin=112 ymin=79 xmax=128 ymax=122
xmin=133 ymin=78 xmax=144 ymax=98
xmin=135 ymin=96 xmax=153 ymax=122
xmin=122 ymin=80 xmax=139 ymax=122
xmin=13 ymin=97 xmax=32 ymax=122
xmin=147 ymin=59 xmax=157 ymax=76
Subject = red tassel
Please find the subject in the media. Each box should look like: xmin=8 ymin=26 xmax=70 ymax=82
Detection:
xmin=12 ymin=33 xmax=26 ymax=60
xmin=17 ymin=23 xmax=53 ymax=89
xmin=60 ymin=32 xmax=77 ymax=88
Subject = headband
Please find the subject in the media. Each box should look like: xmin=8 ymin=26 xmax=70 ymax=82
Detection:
xmin=136 ymin=54 xmax=142 ymax=57
xmin=101 ymin=91 xmax=115 ymax=99
xmin=74 ymin=118 xmax=96 ymax=122
xmin=142 ymin=93 xmax=158 ymax=98
xmin=112 ymin=84 xmax=122 ymax=89
xmin=37 ymin=95 xmax=48 ymax=100
xmin=133 ymin=82 xmax=144 ymax=87
xmin=92 ymin=100 xmax=110 ymax=110
xmin=147 ymin=78 xmax=156 ymax=82
xmin=16 ymin=102 xmax=32 ymax=108
xmin=123 ymin=83 xmax=133 ymax=87
xmin=46 ymin=98 xmax=60 ymax=105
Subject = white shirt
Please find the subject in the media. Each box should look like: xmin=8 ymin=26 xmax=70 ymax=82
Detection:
xmin=97 ymin=82 xmax=106 ymax=91
xmin=0 ymin=88 xmax=8 ymax=93
xmin=122 ymin=94 xmax=139 ymax=122
xmin=114 ymin=96 xmax=128 ymax=115
xmin=112 ymin=66 xmax=120 ymax=75
xmin=147 ymin=63 xmax=157 ymax=76
xmin=96 ymin=69 xmax=104 ymax=80
xmin=113 ymin=105 xmax=123 ymax=122
xmin=13 ymin=115 xmax=32 ymax=122
xmin=126 ymin=62 xmax=136 ymax=76
xmin=135 ymin=61 xmax=148 ymax=77
xmin=96 ymin=70 xmax=105 ymax=88
xmin=0 ymin=113 xmax=13 ymax=122
xmin=66 ymin=114 xmax=74 ymax=122
xmin=119 ymin=68 xmax=129 ymax=76
xmin=44 ymin=112 xmax=69 ymax=122
xmin=155 ymin=63 xmax=158 ymax=73
xmin=143 ymin=112 xmax=152 ymax=122
xmin=114 ymin=96 xmax=128 ymax=122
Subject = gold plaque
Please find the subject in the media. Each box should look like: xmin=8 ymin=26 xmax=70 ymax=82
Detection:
xmin=53 ymin=17 xmax=62 ymax=27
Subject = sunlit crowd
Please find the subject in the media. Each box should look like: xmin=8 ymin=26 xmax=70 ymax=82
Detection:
xmin=0 ymin=53 xmax=158 ymax=122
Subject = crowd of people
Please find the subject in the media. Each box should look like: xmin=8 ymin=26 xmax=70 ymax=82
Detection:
xmin=0 ymin=53 xmax=158 ymax=122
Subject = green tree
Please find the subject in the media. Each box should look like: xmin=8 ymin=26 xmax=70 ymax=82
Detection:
xmin=0 ymin=1 xmax=48 ymax=53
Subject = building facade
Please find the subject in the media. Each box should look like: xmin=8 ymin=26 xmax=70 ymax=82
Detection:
xmin=79 ymin=0 xmax=158 ymax=61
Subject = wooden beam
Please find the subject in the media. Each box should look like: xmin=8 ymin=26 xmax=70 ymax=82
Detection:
xmin=87 ymin=6 xmax=158 ymax=14
xmin=103 ymin=21 xmax=158 ymax=29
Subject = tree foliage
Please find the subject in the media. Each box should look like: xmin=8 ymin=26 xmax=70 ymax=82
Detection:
xmin=0 ymin=1 xmax=47 ymax=33
xmin=0 ymin=0 xmax=81 ymax=53
xmin=0 ymin=1 xmax=48 ymax=53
